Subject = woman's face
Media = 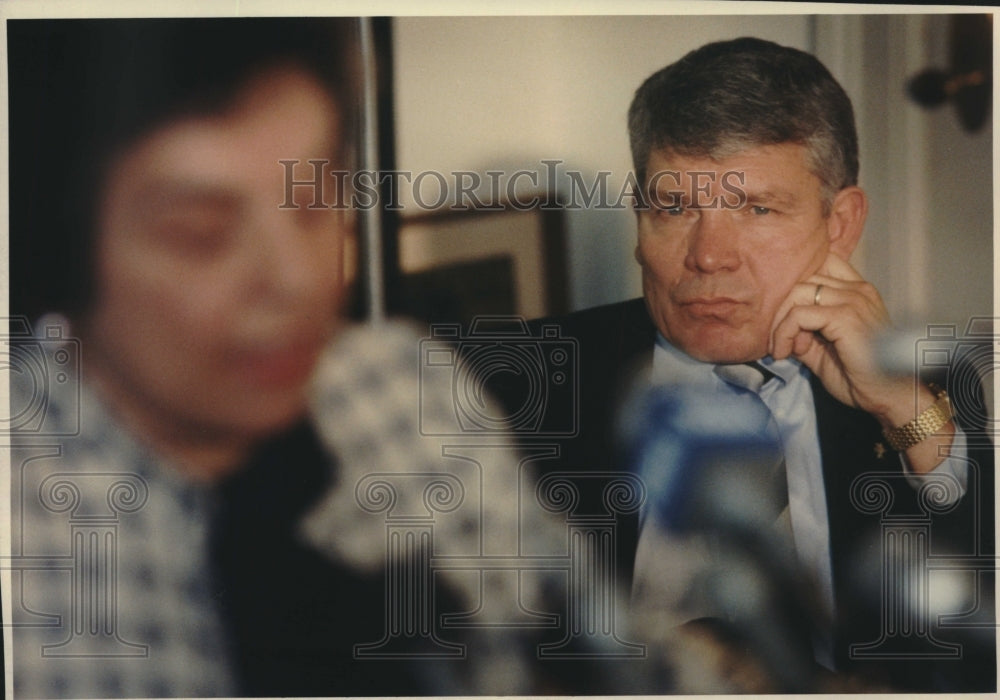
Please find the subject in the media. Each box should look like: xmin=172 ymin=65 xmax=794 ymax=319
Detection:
xmin=85 ymin=66 xmax=348 ymax=466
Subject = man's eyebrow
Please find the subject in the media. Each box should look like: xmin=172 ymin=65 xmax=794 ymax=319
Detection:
xmin=744 ymin=189 xmax=799 ymax=207
xmin=647 ymin=180 xmax=684 ymax=199
xmin=650 ymin=188 xmax=683 ymax=202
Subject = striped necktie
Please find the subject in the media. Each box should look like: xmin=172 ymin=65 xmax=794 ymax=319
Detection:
xmin=713 ymin=361 xmax=775 ymax=394
xmin=713 ymin=361 xmax=789 ymax=524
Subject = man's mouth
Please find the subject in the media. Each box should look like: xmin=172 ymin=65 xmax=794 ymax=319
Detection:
xmin=681 ymin=297 xmax=745 ymax=318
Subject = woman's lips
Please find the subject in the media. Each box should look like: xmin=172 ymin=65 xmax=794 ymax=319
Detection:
xmin=233 ymin=339 xmax=323 ymax=388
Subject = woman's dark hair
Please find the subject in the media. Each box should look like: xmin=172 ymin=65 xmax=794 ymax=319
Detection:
xmin=8 ymin=17 xmax=357 ymax=323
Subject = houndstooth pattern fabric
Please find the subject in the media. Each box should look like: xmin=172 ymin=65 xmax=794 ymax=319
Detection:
xmin=300 ymin=320 xmax=569 ymax=695
xmin=9 ymin=319 xmax=572 ymax=696
xmin=302 ymin=320 xmax=565 ymax=577
xmin=10 ymin=378 xmax=235 ymax=697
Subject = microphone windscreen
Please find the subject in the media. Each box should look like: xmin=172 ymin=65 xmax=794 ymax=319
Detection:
xmin=299 ymin=319 xmax=564 ymax=602
xmin=620 ymin=383 xmax=785 ymax=534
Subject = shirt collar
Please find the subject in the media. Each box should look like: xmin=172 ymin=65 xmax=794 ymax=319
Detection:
xmin=654 ymin=332 xmax=803 ymax=387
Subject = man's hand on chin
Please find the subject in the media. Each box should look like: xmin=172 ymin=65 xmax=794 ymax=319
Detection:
xmin=768 ymin=251 xmax=953 ymax=474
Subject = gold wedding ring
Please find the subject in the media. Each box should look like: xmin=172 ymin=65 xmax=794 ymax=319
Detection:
xmin=814 ymin=284 xmax=824 ymax=306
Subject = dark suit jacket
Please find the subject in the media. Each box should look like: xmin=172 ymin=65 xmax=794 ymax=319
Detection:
xmin=511 ymin=298 xmax=995 ymax=692
xmin=210 ymin=422 xmax=433 ymax=696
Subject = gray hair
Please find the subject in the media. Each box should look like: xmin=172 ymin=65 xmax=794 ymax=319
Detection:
xmin=628 ymin=37 xmax=858 ymax=213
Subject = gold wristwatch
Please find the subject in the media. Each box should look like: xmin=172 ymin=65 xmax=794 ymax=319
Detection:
xmin=882 ymin=383 xmax=953 ymax=452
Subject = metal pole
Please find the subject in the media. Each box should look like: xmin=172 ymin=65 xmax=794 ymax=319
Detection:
xmin=358 ymin=18 xmax=385 ymax=323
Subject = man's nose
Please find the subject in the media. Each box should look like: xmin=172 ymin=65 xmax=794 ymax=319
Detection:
xmin=684 ymin=210 xmax=740 ymax=273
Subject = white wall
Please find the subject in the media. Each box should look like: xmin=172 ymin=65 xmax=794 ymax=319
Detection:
xmin=923 ymin=16 xmax=993 ymax=328
xmin=816 ymin=14 xmax=993 ymax=330
xmin=393 ymin=14 xmax=992 ymax=327
xmin=392 ymin=15 xmax=812 ymax=311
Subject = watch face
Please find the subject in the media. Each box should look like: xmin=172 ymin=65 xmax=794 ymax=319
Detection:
xmin=930 ymin=384 xmax=952 ymax=418
xmin=940 ymin=395 xmax=952 ymax=417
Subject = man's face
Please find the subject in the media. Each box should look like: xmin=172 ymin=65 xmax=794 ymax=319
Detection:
xmin=87 ymin=67 xmax=347 ymax=453
xmin=636 ymin=143 xmax=840 ymax=363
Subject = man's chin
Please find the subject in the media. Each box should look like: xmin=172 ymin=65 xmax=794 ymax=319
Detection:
xmin=674 ymin=333 xmax=767 ymax=364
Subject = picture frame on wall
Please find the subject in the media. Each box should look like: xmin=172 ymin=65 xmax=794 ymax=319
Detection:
xmin=394 ymin=201 xmax=569 ymax=324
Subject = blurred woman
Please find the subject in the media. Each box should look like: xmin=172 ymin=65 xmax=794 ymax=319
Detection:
xmin=7 ymin=19 xmax=416 ymax=696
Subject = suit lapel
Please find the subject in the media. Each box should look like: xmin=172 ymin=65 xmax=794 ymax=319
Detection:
xmin=613 ymin=298 xmax=658 ymax=385
xmin=809 ymin=374 xmax=903 ymax=665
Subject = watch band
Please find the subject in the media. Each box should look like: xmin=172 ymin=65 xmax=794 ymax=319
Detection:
xmin=882 ymin=384 xmax=953 ymax=452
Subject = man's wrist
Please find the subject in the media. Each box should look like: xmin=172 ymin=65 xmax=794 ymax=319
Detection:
xmin=882 ymin=383 xmax=953 ymax=452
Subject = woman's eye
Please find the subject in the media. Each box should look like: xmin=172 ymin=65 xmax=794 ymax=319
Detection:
xmin=155 ymin=215 xmax=235 ymax=255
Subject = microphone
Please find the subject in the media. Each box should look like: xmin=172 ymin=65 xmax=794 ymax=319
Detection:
xmin=621 ymin=383 xmax=787 ymax=538
xmin=620 ymin=382 xmax=820 ymax=692
xmin=298 ymin=320 xmax=569 ymax=694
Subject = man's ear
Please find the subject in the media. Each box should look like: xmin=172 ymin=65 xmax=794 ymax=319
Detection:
xmin=826 ymin=185 xmax=868 ymax=259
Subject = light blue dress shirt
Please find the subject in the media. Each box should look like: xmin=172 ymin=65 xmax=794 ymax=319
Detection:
xmin=640 ymin=332 xmax=969 ymax=669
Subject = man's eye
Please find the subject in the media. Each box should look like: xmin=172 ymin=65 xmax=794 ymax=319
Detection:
xmin=750 ymin=205 xmax=772 ymax=215
xmin=658 ymin=204 xmax=684 ymax=216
